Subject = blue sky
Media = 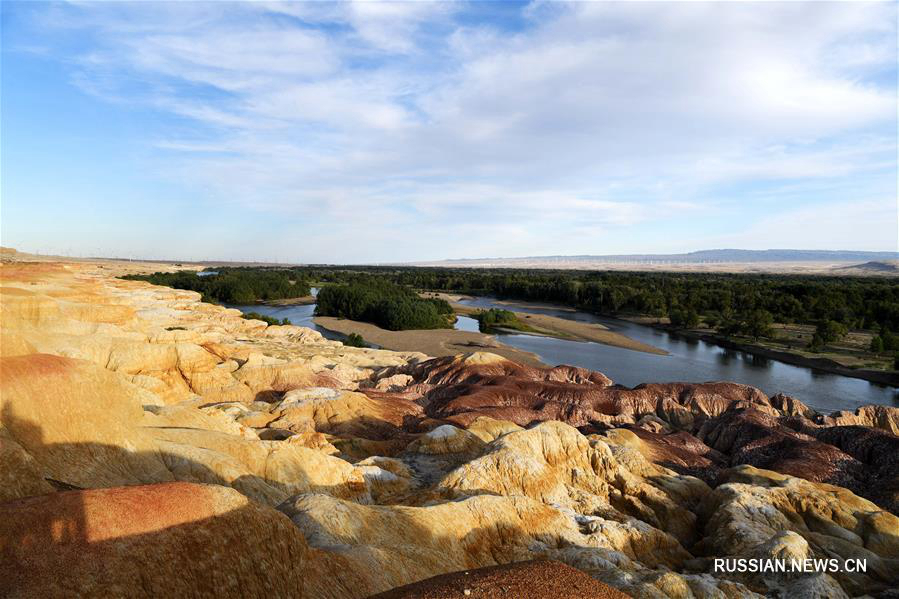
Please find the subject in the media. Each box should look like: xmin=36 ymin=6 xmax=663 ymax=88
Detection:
xmin=2 ymin=1 xmax=896 ymax=263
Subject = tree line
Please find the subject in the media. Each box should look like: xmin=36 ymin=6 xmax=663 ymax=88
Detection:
xmin=122 ymin=268 xmax=311 ymax=305
xmin=294 ymin=266 xmax=898 ymax=329
xmin=297 ymin=266 xmax=899 ymax=351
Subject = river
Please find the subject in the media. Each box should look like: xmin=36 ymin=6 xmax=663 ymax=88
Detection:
xmin=231 ymin=293 xmax=897 ymax=413
xmin=229 ymin=288 xmax=354 ymax=343
xmin=457 ymin=296 xmax=898 ymax=413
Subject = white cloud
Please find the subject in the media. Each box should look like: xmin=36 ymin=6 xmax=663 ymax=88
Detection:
xmin=23 ymin=0 xmax=899 ymax=259
xmin=711 ymin=198 xmax=898 ymax=252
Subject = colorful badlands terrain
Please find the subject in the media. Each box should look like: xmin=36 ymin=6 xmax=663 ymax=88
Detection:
xmin=1 ymin=258 xmax=897 ymax=598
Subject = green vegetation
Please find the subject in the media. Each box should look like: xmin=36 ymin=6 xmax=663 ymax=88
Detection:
xmin=880 ymin=329 xmax=899 ymax=351
xmin=123 ymin=268 xmax=310 ymax=304
xmin=315 ymin=277 xmax=453 ymax=330
xmin=472 ymin=308 xmax=538 ymax=333
xmin=124 ymin=265 xmax=898 ymax=368
xmin=241 ymin=312 xmax=291 ymax=326
xmin=719 ymin=309 xmax=774 ymax=341
xmin=292 ymin=267 xmax=898 ymax=335
xmin=343 ymin=333 xmax=367 ymax=347
xmin=476 ymin=308 xmax=518 ymax=327
xmin=810 ymin=320 xmax=849 ymax=351
xmin=669 ymin=308 xmax=700 ymax=328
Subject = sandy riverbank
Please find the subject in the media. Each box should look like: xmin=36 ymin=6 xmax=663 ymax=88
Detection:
xmin=313 ymin=317 xmax=546 ymax=366
xmin=421 ymin=292 xmax=665 ymax=354
xmin=263 ymin=296 xmax=316 ymax=306
xmin=450 ymin=302 xmax=666 ymax=355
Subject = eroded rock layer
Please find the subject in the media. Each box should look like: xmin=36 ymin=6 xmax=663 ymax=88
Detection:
xmin=1 ymin=259 xmax=898 ymax=598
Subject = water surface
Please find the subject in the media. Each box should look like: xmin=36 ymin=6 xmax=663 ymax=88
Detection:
xmin=230 ymin=288 xmax=351 ymax=342
xmin=458 ymin=297 xmax=898 ymax=413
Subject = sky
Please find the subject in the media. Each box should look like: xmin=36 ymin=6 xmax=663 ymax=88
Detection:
xmin=1 ymin=1 xmax=897 ymax=263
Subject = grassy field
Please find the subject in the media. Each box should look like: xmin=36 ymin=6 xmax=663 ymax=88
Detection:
xmin=756 ymin=324 xmax=892 ymax=370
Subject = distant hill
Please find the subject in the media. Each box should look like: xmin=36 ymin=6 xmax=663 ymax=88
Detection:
xmin=834 ymin=260 xmax=899 ymax=274
xmin=433 ymin=249 xmax=898 ymax=264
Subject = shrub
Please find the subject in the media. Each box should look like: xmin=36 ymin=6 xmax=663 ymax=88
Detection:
xmin=344 ymin=333 xmax=367 ymax=347
xmin=241 ymin=312 xmax=281 ymax=326
xmin=816 ymin=320 xmax=848 ymax=344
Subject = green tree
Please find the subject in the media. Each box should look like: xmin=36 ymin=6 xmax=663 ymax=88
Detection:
xmin=816 ymin=320 xmax=848 ymax=344
xmin=870 ymin=336 xmax=884 ymax=353
xmin=809 ymin=333 xmax=824 ymax=352
xmin=474 ymin=308 xmax=519 ymax=331
xmin=744 ymin=309 xmax=774 ymax=340
xmin=703 ymin=311 xmax=721 ymax=329
xmin=344 ymin=333 xmax=367 ymax=347
xmin=684 ymin=309 xmax=700 ymax=328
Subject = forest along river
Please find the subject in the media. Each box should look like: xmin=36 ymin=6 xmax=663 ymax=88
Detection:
xmin=457 ymin=296 xmax=898 ymax=413
xmin=233 ymin=291 xmax=896 ymax=413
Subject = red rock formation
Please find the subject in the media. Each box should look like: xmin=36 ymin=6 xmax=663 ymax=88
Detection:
xmin=695 ymin=406 xmax=899 ymax=513
xmin=401 ymin=353 xmax=613 ymax=388
xmin=403 ymin=355 xmax=777 ymax=430
xmin=802 ymin=424 xmax=899 ymax=513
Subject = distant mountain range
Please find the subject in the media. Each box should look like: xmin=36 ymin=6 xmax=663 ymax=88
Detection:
xmin=426 ymin=249 xmax=898 ymax=264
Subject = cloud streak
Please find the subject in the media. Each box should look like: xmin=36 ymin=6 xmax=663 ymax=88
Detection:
xmin=7 ymin=0 xmax=897 ymax=260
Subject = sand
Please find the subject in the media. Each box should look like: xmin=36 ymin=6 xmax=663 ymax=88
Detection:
xmin=313 ymin=317 xmax=545 ymax=366
xmin=449 ymin=302 xmax=666 ymax=355
xmin=263 ymin=296 xmax=315 ymax=306
xmin=419 ymin=292 xmax=665 ymax=354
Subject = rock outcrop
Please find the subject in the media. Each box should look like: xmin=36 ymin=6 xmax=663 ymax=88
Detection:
xmin=0 ymin=482 xmax=353 ymax=598
xmin=695 ymin=466 xmax=899 ymax=596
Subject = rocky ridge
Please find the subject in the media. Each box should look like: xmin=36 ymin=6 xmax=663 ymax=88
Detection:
xmin=1 ymin=259 xmax=897 ymax=598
